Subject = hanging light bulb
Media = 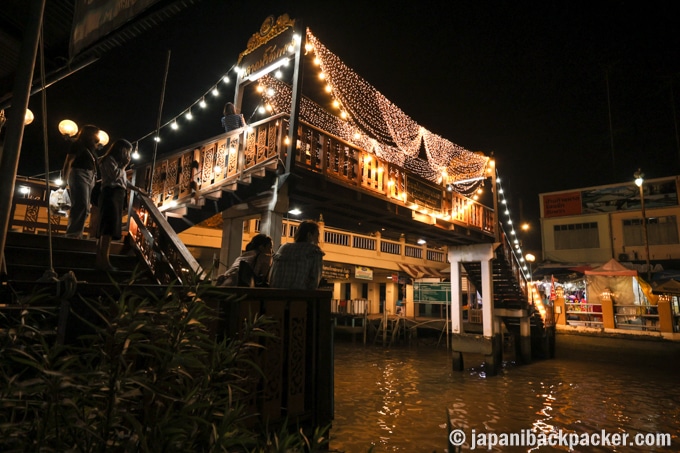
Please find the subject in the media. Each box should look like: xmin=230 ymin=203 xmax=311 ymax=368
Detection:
xmin=154 ymin=136 xmax=161 ymax=142
xmin=171 ymin=120 xmax=179 ymax=130
xmin=24 ymin=108 xmax=34 ymax=125
xmin=97 ymin=130 xmax=109 ymax=146
xmin=199 ymin=98 xmax=207 ymax=108
xmin=212 ymin=87 xmax=219 ymax=96
xmin=185 ymin=109 xmax=193 ymax=120
xmin=275 ymin=69 xmax=283 ymax=78
xmin=58 ymin=119 xmax=78 ymax=137
xmin=132 ymin=143 xmax=140 ymax=160
xmin=223 ymin=75 xmax=230 ymax=84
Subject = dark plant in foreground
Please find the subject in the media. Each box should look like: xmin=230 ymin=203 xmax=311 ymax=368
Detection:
xmin=0 ymin=277 xmax=328 ymax=452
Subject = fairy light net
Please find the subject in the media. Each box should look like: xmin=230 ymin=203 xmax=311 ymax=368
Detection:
xmin=261 ymin=29 xmax=488 ymax=191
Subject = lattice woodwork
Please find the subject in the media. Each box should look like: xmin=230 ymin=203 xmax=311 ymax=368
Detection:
xmin=245 ymin=130 xmax=257 ymax=168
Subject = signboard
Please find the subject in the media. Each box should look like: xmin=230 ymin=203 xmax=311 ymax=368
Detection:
xmin=543 ymin=178 xmax=679 ymax=218
xmin=543 ymin=192 xmax=582 ymax=218
xmin=323 ymin=264 xmax=350 ymax=280
xmin=405 ymin=176 xmax=443 ymax=210
xmin=71 ymin=0 xmax=161 ymax=57
xmin=237 ymin=15 xmax=297 ymax=80
xmin=413 ymin=282 xmax=450 ymax=305
xmin=355 ymin=266 xmax=373 ymax=280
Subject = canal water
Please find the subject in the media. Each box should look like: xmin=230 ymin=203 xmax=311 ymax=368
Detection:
xmin=329 ymin=334 xmax=680 ymax=452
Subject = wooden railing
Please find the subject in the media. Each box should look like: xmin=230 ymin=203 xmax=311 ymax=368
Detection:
xmin=9 ymin=176 xmax=69 ymax=235
xmin=127 ymin=193 xmax=202 ymax=285
xmin=136 ymin=114 xmax=495 ymax=237
xmin=209 ymin=287 xmax=333 ymax=427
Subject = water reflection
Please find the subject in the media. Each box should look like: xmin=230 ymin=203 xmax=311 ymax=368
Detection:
xmin=330 ymin=341 xmax=680 ymax=452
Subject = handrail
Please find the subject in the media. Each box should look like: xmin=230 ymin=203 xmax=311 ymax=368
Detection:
xmin=127 ymin=193 xmax=202 ymax=285
xmin=497 ymin=224 xmax=531 ymax=306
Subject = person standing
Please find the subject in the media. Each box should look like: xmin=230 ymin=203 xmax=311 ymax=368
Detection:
xmin=94 ymin=139 xmax=146 ymax=271
xmin=61 ymin=124 xmax=100 ymax=238
xmin=269 ymin=220 xmax=325 ymax=290
xmin=221 ymin=102 xmax=245 ymax=132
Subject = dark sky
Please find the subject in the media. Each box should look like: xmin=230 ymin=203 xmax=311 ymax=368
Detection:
xmin=19 ymin=0 xmax=680 ymax=238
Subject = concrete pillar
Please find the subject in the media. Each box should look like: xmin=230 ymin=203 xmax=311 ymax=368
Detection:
xmin=260 ymin=209 xmax=283 ymax=252
xmin=485 ymin=333 xmax=503 ymax=376
xmin=219 ymin=215 xmax=244 ymax=274
xmin=448 ymin=242 xmax=499 ymax=374
xmin=554 ymin=295 xmax=567 ymax=326
xmin=657 ymin=299 xmax=674 ymax=333
xmin=519 ymin=316 xmax=532 ymax=363
xmin=452 ymin=351 xmax=464 ymax=372
xmin=450 ymin=261 xmax=463 ymax=334
xmin=480 ymin=253 xmax=494 ymax=337
xmin=405 ymin=283 xmax=414 ymax=317
xmin=600 ymin=294 xmax=616 ymax=329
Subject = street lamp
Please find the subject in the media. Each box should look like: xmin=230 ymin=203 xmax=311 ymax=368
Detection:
xmin=634 ymin=169 xmax=651 ymax=281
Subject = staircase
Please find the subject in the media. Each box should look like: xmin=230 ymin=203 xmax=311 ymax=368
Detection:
xmin=3 ymin=231 xmax=155 ymax=286
xmin=460 ymin=227 xmax=552 ymax=346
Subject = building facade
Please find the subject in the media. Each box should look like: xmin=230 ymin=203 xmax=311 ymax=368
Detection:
xmin=539 ymin=175 xmax=680 ymax=273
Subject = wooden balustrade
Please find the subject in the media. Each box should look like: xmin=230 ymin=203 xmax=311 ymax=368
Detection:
xmin=127 ymin=193 xmax=202 ymax=284
xmin=9 ymin=177 xmax=68 ymax=235
xmin=208 ymin=287 xmax=333 ymax=427
xmin=136 ymin=114 xmax=495 ymax=237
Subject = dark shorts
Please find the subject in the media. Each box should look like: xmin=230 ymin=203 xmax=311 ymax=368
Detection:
xmin=97 ymin=186 xmax=126 ymax=239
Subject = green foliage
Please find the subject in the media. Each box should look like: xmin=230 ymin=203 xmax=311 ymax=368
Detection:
xmin=0 ymin=280 xmax=329 ymax=452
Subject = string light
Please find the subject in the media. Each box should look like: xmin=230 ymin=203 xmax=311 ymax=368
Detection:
xmin=256 ymin=30 xmax=489 ymax=189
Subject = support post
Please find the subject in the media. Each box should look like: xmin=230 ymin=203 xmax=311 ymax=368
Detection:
xmin=519 ymin=316 xmax=532 ymax=363
xmin=284 ymin=22 xmax=304 ymax=173
xmin=0 ymin=0 xmax=45 ymax=262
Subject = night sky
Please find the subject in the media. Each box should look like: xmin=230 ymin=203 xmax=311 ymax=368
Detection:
xmin=19 ymin=0 xmax=680 ymax=242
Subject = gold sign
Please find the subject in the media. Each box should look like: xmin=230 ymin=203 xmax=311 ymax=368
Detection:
xmin=237 ymin=14 xmax=296 ymax=65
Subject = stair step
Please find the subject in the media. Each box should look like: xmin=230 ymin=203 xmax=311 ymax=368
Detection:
xmin=3 ymin=231 xmax=154 ymax=285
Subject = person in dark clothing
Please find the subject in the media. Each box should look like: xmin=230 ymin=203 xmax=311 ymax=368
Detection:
xmin=221 ymin=102 xmax=245 ymax=132
xmin=218 ymin=234 xmax=273 ymax=287
xmin=61 ymin=124 xmax=100 ymax=238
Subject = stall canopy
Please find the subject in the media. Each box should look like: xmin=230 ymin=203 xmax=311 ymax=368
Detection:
xmin=585 ymin=258 xmax=657 ymax=305
xmin=397 ymin=263 xmax=449 ymax=279
xmin=652 ymin=278 xmax=680 ymax=295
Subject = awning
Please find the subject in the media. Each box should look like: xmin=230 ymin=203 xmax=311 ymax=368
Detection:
xmin=397 ymin=263 xmax=449 ymax=279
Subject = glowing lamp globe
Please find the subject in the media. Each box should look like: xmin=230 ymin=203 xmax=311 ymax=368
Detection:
xmin=59 ymin=119 xmax=78 ymax=137
xmin=97 ymin=130 xmax=109 ymax=147
xmin=24 ymin=109 xmax=34 ymax=125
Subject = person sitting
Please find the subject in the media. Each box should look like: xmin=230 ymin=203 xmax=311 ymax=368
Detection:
xmin=218 ymin=234 xmax=273 ymax=287
xmin=221 ymin=102 xmax=245 ymax=132
xmin=269 ymin=220 xmax=324 ymax=290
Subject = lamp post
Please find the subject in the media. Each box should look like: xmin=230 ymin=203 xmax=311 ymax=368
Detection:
xmin=634 ymin=169 xmax=652 ymax=281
